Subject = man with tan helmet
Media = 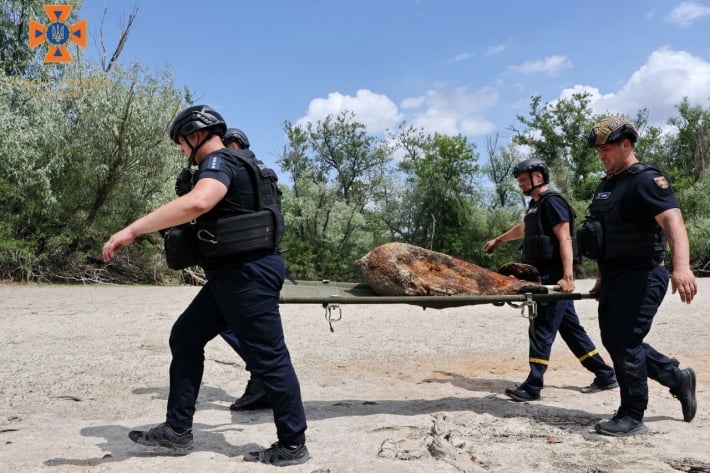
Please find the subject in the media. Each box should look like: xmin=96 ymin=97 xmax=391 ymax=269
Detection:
xmin=580 ymin=115 xmax=698 ymax=436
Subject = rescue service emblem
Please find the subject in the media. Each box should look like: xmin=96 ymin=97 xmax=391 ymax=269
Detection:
xmin=653 ymin=176 xmax=669 ymax=189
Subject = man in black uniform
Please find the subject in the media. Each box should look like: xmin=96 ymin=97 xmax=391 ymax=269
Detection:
xmin=217 ymin=127 xmax=271 ymax=412
xmin=484 ymin=158 xmax=616 ymax=402
xmin=102 ymin=105 xmax=309 ymax=466
xmin=582 ymin=115 xmax=698 ymax=436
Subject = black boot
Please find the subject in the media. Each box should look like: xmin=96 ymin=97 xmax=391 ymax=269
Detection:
xmin=595 ymin=415 xmax=648 ymax=437
xmin=670 ymin=367 xmax=697 ymax=422
xmin=230 ymin=377 xmax=270 ymax=411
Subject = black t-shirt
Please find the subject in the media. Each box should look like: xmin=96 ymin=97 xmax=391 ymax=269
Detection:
xmin=527 ymin=193 xmax=572 ymax=234
xmin=600 ymin=168 xmax=679 ymax=221
xmin=196 ymin=149 xmax=259 ymax=219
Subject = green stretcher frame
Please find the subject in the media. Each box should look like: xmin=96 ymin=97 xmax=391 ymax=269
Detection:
xmin=279 ymin=279 xmax=594 ymax=310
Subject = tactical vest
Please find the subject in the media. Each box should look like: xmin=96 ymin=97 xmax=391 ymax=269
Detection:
xmin=583 ymin=163 xmax=665 ymax=263
xmin=196 ymin=148 xmax=284 ymax=260
xmin=163 ymin=149 xmax=284 ymax=270
xmin=521 ymin=191 xmax=576 ymax=264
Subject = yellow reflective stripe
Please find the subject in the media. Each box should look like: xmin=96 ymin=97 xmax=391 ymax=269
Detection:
xmin=578 ymin=349 xmax=599 ymax=362
xmin=529 ymin=357 xmax=549 ymax=366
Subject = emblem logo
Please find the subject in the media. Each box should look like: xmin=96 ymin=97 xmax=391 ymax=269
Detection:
xmin=29 ymin=5 xmax=87 ymax=63
xmin=653 ymin=176 xmax=669 ymax=189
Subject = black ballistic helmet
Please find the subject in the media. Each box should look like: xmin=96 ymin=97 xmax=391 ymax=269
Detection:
xmin=223 ymin=128 xmax=250 ymax=148
xmin=513 ymin=158 xmax=550 ymax=184
xmin=169 ymin=105 xmax=227 ymax=143
xmin=587 ymin=116 xmax=639 ymax=147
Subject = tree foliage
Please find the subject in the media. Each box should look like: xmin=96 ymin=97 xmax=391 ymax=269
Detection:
xmin=483 ymin=134 xmax=525 ymax=209
xmin=395 ymin=130 xmax=482 ymax=257
xmin=277 ymin=112 xmax=390 ymax=280
xmin=0 ymin=4 xmax=186 ymax=281
xmin=511 ymin=92 xmax=602 ymax=201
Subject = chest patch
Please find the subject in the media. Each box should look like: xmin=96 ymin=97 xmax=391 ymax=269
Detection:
xmin=595 ymin=191 xmax=611 ymax=200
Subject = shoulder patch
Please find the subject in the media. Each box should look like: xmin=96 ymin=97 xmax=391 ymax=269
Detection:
xmin=206 ymin=155 xmax=222 ymax=171
xmin=653 ymin=176 xmax=669 ymax=189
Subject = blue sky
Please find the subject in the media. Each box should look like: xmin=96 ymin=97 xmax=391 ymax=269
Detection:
xmin=66 ymin=1 xmax=710 ymax=170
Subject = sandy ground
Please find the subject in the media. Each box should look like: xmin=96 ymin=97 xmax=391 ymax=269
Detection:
xmin=0 ymin=278 xmax=708 ymax=473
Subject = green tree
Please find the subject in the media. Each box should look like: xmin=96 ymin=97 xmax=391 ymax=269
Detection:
xmin=512 ymin=92 xmax=601 ymax=201
xmin=677 ymin=176 xmax=710 ymax=273
xmin=667 ymin=98 xmax=710 ymax=182
xmin=483 ymin=134 xmax=525 ymax=209
xmin=0 ymin=60 xmax=185 ymax=282
xmin=395 ymin=130 xmax=482 ymax=258
xmin=278 ymin=112 xmax=391 ymax=280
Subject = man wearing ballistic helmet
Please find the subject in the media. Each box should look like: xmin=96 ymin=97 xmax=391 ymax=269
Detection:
xmin=102 ymin=105 xmax=309 ymax=465
xmin=581 ymin=115 xmax=697 ymax=437
xmin=223 ymin=127 xmax=250 ymax=150
xmin=484 ymin=158 xmax=616 ymax=402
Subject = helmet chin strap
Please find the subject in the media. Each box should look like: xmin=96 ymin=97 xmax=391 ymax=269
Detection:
xmin=522 ymin=172 xmax=545 ymax=196
xmin=185 ymin=132 xmax=213 ymax=166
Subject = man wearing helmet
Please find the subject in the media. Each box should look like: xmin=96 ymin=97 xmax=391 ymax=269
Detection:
xmin=102 ymin=105 xmax=309 ymax=465
xmin=223 ymin=127 xmax=251 ymax=150
xmin=483 ymin=158 xmax=617 ymax=402
xmin=582 ymin=116 xmax=697 ymax=437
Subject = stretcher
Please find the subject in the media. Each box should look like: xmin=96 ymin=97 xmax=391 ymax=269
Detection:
xmin=279 ymin=279 xmax=595 ymax=330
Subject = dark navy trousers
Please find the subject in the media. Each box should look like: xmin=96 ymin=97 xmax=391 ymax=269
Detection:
xmin=165 ymin=254 xmax=307 ymax=446
xmin=522 ymin=266 xmax=615 ymax=395
xmin=598 ymin=264 xmax=683 ymax=420
xmin=220 ymin=330 xmax=248 ymax=371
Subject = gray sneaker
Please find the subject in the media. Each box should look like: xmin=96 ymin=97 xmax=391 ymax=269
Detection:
xmin=128 ymin=422 xmax=193 ymax=453
xmin=244 ymin=442 xmax=310 ymax=466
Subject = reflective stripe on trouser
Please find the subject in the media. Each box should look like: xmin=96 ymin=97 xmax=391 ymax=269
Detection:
xmin=523 ymin=298 xmax=614 ymax=396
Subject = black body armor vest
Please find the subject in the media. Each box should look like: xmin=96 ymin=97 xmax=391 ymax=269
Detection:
xmin=163 ymin=148 xmax=284 ymax=270
xmin=584 ymin=163 xmax=665 ymax=264
xmin=521 ymin=191 xmax=576 ymax=264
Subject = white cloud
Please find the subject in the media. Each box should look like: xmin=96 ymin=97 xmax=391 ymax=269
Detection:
xmin=666 ymin=1 xmax=710 ymax=27
xmin=401 ymin=86 xmax=498 ymax=136
xmin=298 ymin=85 xmax=498 ymax=140
xmin=510 ymin=55 xmax=573 ymax=75
xmin=401 ymin=96 xmax=426 ymax=109
xmin=559 ymin=48 xmax=710 ymax=127
xmin=446 ymin=52 xmax=476 ymax=63
xmin=557 ymin=84 xmax=614 ymax=103
xmin=296 ymin=89 xmax=403 ymax=134
xmin=486 ymin=40 xmax=510 ymax=56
